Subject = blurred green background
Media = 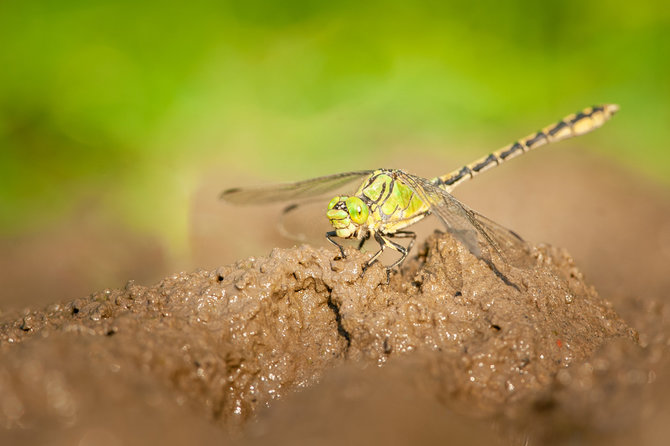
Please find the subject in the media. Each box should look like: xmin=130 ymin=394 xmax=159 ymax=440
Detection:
xmin=1 ymin=0 xmax=668 ymax=262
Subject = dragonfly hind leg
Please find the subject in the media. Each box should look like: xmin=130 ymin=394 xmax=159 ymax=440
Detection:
xmin=389 ymin=230 xmax=417 ymax=262
xmin=363 ymin=231 xmax=416 ymax=282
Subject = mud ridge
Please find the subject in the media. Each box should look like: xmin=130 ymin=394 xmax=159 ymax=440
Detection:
xmin=0 ymin=231 xmax=648 ymax=444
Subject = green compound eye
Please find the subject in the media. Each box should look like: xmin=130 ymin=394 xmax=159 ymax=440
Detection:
xmin=346 ymin=197 xmax=369 ymax=225
xmin=328 ymin=196 xmax=340 ymax=210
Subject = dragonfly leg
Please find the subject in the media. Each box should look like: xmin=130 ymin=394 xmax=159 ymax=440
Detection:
xmin=364 ymin=232 xmax=410 ymax=283
xmin=326 ymin=231 xmax=346 ymax=259
xmin=357 ymin=230 xmax=371 ymax=250
xmin=383 ymin=233 xmax=413 ymax=271
xmin=363 ymin=232 xmax=386 ymax=270
xmin=388 ymin=230 xmax=416 ymax=259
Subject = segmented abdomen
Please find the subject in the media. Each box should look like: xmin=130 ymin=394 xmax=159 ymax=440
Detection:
xmin=433 ymin=104 xmax=619 ymax=191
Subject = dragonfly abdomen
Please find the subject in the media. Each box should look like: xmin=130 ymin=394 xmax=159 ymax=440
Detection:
xmin=433 ymin=104 xmax=619 ymax=191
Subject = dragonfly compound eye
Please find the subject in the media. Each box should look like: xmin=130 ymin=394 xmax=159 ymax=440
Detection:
xmin=346 ymin=197 xmax=369 ymax=225
xmin=327 ymin=196 xmax=341 ymax=210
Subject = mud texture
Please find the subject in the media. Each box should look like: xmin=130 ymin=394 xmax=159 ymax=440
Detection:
xmin=1 ymin=227 xmax=652 ymax=445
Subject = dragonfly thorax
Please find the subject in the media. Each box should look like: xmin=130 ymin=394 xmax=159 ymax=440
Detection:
xmin=326 ymin=195 xmax=370 ymax=239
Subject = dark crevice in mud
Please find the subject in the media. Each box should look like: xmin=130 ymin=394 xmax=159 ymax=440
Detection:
xmin=325 ymin=286 xmax=351 ymax=350
xmin=383 ymin=337 xmax=392 ymax=354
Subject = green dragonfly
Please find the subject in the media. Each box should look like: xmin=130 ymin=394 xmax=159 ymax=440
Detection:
xmin=221 ymin=105 xmax=619 ymax=279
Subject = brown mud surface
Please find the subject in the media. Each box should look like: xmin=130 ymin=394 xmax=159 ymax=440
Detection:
xmin=1 ymin=153 xmax=670 ymax=445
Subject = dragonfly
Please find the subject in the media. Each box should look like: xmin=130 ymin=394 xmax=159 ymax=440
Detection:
xmin=221 ymin=104 xmax=619 ymax=281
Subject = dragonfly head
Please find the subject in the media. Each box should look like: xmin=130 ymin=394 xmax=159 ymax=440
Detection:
xmin=326 ymin=196 xmax=370 ymax=238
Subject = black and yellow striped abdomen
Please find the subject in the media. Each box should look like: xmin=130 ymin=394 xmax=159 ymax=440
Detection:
xmin=434 ymin=104 xmax=619 ymax=191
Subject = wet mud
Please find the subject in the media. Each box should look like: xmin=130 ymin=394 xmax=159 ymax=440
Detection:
xmin=2 ymin=231 xmax=662 ymax=445
xmin=1 ymin=155 xmax=669 ymax=445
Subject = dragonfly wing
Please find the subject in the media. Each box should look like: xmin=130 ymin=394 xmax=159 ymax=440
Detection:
xmin=464 ymin=209 xmax=534 ymax=268
xmin=397 ymin=172 xmax=529 ymax=266
xmin=220 ymin=170 xmax=374 ymax=205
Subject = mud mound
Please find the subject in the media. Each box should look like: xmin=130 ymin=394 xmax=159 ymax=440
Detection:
xmin=0 ymin=232 xmax=642 ymax=444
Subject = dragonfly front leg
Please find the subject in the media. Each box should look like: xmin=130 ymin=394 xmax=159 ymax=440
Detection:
xmin=326 ymin=231 xmax=346 ymax=259
xmin=357 ymin=230 xmax=371 ymax=250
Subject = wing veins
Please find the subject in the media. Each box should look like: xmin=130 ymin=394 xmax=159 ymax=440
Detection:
xmin=220 ymin=170 xmax=373 ymax=204
xmin=395 ymin=171 xmax=528 ymax=266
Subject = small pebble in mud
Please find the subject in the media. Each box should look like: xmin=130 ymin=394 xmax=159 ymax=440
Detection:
xmin=19 ymin=316 xmax=33 ymax=332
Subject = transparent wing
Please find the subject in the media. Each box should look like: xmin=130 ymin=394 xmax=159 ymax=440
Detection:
xmin=465 ymin=209 xmax=534 ymax=269
xmin=278 ymin=198 xmax=330 ymax=242
xmin=220 ymin=170 xmax=373 ymax=205
xmin=397 ymin=171 xmax=530 ymax=267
